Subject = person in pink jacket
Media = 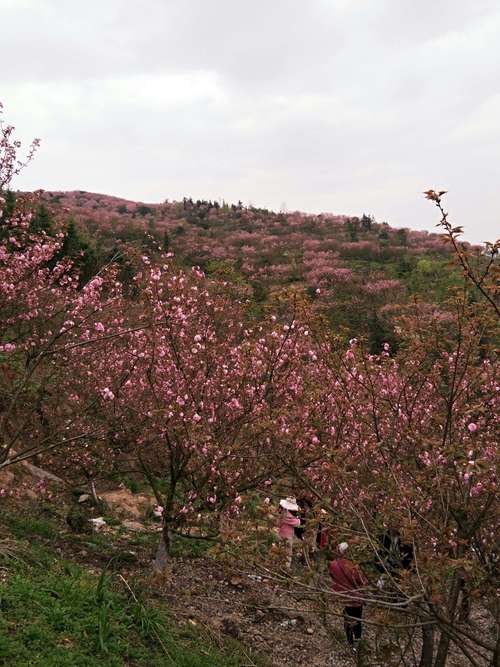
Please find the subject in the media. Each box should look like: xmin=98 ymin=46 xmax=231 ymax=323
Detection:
xmin=278 ymin=497 xmax=301 ymax=569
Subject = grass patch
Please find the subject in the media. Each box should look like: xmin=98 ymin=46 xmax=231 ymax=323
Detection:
xmin=170 ymin=535 xmax=216 ymax=559
xmin=3 ymin=514 xmax=58 ymax=540
xmin=0 ymin=540 xmax=269 ymax=666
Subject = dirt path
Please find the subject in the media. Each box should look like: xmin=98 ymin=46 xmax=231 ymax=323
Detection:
xmin=158 ymin=556 xmax=359 ymax=667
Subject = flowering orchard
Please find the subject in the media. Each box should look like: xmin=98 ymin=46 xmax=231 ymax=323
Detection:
xmin=265 ymin=211 xmax=499 ymax=666
xmin=62 ymin=258 xmax=322 ymax=567
xmin=1 ymin=104 xmax=498 ymax=666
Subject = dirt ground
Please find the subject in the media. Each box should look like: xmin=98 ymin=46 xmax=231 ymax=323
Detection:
xmin=157 ymin=556 xmax=354 ymax=667
xmin=0 ymin=472 xmax=493 ymax=666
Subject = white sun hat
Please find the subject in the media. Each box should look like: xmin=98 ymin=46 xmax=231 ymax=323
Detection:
xmin=279 ymin=497 xmax=299 ymax=511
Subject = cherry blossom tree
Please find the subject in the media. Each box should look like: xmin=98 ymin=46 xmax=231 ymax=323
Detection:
xmin=0 ymin=103 xmax=123 ymax=475
xmin=274 ymin=291 xmax=498 ymax=666
xmin=71 ymin=259 xmax=318 ymax=569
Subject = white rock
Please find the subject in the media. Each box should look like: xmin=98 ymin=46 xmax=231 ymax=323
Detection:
xmin=89 ymin=517 xmax=106 ymax=531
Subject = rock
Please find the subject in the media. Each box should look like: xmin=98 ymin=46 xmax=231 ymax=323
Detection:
xmin=229 ymin=576 xmax=247 ymax=589
xmin=89 ymin=517 xmax=107 ymax=531
xmin=78 ymin=494 xmax=90 ymax=503
xmin=22 ymin=460 xmax=63 ymax=483
xmin=152 ymin=505 xmax=163 ymax=518
xmin=100 ymin=488 xmax=152 ymax=519
xmin=122 ymin=519 xmax=147 ymax=532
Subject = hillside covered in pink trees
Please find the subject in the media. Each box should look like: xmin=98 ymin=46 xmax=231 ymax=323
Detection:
xmin=29 ymin=189 xmax=473 ymax=349
xmin=2 ymin=104 xmax=498 ymax=666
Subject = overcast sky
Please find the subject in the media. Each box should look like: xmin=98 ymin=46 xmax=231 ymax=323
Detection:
xmin=2 ymin=0 xmax=499 ymax=243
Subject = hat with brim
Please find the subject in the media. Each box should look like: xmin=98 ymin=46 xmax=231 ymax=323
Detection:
xmin=280 ymin=497 xmax=299 ymax=511
xmin=338 ymin=542 xmax=349 ymax=554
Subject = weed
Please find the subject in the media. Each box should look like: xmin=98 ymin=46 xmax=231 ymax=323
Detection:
xmin=3 ymin=515 xmax=57 ymax=540
xmin=0 ymin=534 xmax=269 ymax=666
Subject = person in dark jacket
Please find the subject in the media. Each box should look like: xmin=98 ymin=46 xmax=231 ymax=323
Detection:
xmin=328 ymin=542 xmax=368 ymax=646
xmin=375 ymin=529 xmax=414 ymax=590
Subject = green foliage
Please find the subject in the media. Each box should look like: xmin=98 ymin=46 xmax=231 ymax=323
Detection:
xmin=416 ymin=258 xmax=433 ymax=274
xmin=170 ymin=535 xmax=216 ymax=559
xmin=61 ymin=220 xmax=84 ymax=257
xmin=0 ymin=540 xmax=268 ymax=666
xmin=205 ymin=259 xmax=247 ymax=286
xmin=119 ymin=475 xmax=151 ymax=495
xmin=367 ymin=313 xmax=399 ymax=354
xmin=136 ymin=205 xmax=153 ymax=217
xmin=4 ymin=515 xmax=58 ymax=540
xmin=1 ymin=191 xmax=16 ymax=221
xmin=30 ymin=205 xmax=54 ymax=235
xmin=360 ymin=214 xmax=372 ymax=231
xmin=395 ymin=228 xmax=407 ymax=246
xmin=0 ymin=191 xmax=17 ymax=240
xmin=406 ymin=257 xmax=462 ymax=300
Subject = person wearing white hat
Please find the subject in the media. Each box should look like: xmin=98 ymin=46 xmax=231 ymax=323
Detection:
xmin=278 ymin=497 xmax=300 ymax=569
xmin=338 ymin=541 xmax=349 ymax=554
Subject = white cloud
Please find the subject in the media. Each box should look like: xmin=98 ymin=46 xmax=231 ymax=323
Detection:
xmin=1 ymin=0 xmax=499 ymax=243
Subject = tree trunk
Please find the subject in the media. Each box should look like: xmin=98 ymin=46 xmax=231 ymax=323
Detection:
xmin=434 ymin=631 xmax=450 ymax=667
xmin=434 ymin=572 xmax=462 ymax=667
xmin=458 ymin=577 xmax=471 ymax=622
xmin=90 ymin=480 xmax=99 ymax=505
xmin=419 ymin=624 xmax=435 ymax=667
xmin=153 ymin=520 xmax=174 ymax=572
xmin=491 ymin=632 xmax=500 ymax=667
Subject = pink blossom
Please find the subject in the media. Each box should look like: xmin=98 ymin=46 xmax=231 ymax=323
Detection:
xmin=470 ymin=483 xmax=484 ymax=497
xmin=467 ymin=423 xmax=478 ymax=433
xmin=101 ymin=387 xmax=115 ymax=401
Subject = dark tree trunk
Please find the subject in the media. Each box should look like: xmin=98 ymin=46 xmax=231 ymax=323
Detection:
xmin=458 ymin=578 xmax=471 ymax=622
xmin=491 ymin=632 xmax=500 ymax=667
xmin=419 ymin=624 xmax=435 ymax=667
xmin=434 ymin=572 xmax=462 ymax=667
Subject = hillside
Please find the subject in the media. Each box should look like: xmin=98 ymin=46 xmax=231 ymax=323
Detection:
xmin=30 ymin=190 xmax=467 ymax=349
xmin=2 ymin=180 xmax=498 ymax=667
